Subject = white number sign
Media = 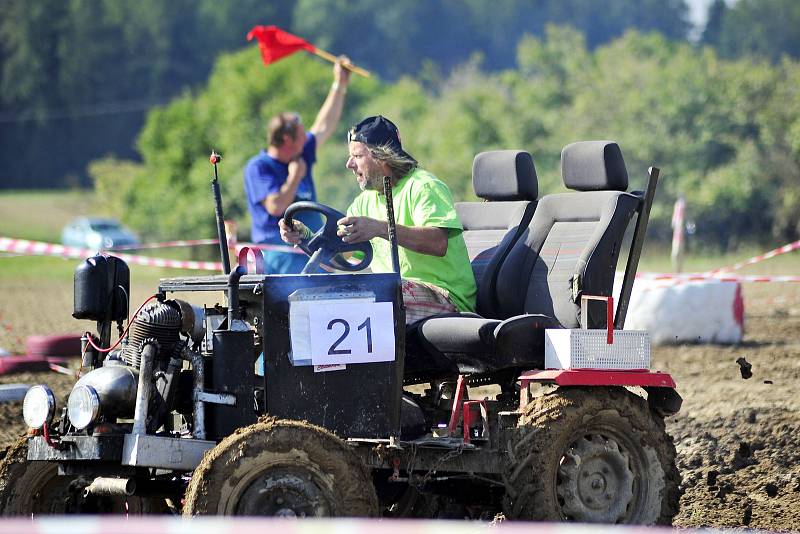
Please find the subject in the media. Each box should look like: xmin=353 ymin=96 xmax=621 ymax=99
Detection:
xmin=308 ymin=301 xmax=395 ymax=365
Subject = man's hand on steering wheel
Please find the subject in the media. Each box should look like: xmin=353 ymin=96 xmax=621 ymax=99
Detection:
xmin=279 ymin=218 xmax=311 ymax=245
xmin=336 ymin=216 xmax=387 ymax=244
xmin=280 ymin=201 xmax=373 ymax=274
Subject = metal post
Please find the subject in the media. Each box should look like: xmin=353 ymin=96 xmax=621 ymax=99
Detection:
xmin=227 ymin=265 xmax=246 ymax=328
xmin=615 ymin=167 xmax=660 ymax=330
xmin=671 ymin=195 xmax=686 ymax=273
xmin=383 ymin=175 xmax=405 ymax=441
xmin=383 ymin=176 xmax=402 ymax=277
xmin=189 ymin=348 xmax=206 ymax=440
xmin=210 ymin=151 xmax=231 ymax=274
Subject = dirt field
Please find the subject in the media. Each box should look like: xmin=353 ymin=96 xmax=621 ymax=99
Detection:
xmin=1 ymin=280 xmax=798 ymax=530
xmin=661 ymin=281 xmax=800 ymax=531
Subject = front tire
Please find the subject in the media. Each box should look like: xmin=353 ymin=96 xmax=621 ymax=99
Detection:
xmin=183 ymin=418 xmax=378 ymax=517
xmin=503 ymin=387 xmax=680 ymax=524
xmin=0 ymin=437 xmax=157 ymax=515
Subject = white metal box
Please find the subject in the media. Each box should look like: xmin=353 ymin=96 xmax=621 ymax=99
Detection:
xmin=544 ymin=329 xmax=651 ymax=370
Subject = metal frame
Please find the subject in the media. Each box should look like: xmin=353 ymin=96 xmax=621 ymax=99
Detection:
xmin=615 ymin=166 xmax=660 ymax=329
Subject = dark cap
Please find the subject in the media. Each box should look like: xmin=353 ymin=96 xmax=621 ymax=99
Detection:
xmin=347 ymin=115 xmax=416 ymax=163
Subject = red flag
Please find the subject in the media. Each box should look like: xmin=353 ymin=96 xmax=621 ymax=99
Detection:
xmin=247 ymin=25 xmax=316 ymax=65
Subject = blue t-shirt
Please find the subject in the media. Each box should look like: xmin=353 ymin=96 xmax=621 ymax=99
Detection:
xmin=244 ymin=132 xmax=321 ymax=243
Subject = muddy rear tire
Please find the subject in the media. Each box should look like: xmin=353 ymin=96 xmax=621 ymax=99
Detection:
xmin=503 ymin=387 xmax=680 ymax=525
xmin=0 ymin=437 xmax=156 ymax=515
xmin=183 ymin=418 xmax=378 ymax=517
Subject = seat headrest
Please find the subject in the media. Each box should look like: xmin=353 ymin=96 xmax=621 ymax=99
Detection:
xmin=561 ymin=141 xmax=628 ymax=191
xmin=472 ymin=150 xmax=538 ymax=201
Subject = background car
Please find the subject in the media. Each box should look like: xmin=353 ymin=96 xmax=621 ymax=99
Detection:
xmin=60 ymin=216 xmax=139 ymax=250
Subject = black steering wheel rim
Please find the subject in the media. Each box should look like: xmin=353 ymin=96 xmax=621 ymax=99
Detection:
xmin=284 ymin=201 xmax=373 ymax=273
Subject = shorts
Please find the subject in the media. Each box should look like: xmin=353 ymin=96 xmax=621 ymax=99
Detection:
xmin=401 ymin=279 xmax=458 ymax=324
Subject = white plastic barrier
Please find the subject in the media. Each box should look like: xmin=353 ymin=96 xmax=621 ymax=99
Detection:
xmin=615 ymin=277 xmax=744 ymax=345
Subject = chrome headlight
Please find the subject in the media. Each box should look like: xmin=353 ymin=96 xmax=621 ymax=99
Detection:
xmin=67 ymin=385 xmax=101 ymax=430
xmin=22 ymin=385 xmax=56 ymax=429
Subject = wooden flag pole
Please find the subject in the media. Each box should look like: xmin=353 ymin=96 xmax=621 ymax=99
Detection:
xmin=311 ymin=47 xmax=371 ymax=78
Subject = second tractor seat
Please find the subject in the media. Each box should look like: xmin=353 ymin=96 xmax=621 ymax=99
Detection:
xmin=403 ymin=149 xmax=538 ymax=381
xmin=414 ymin=141 xmax=640 ymax=374
xmin=457 ymin=150 xmax=539 ymax=318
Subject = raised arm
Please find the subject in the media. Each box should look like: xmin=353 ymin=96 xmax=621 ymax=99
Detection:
xmin=308 ymin=56 xmax=351 ymax=147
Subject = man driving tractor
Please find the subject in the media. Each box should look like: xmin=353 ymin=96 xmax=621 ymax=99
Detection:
xmin=279 ymin=115 xmax=476 ymax=323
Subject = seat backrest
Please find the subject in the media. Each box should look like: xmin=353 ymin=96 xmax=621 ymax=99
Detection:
xmin=455 ymin=150 xmax=538 ymax=318
xmin=493 ymin=141 xmax=640 ymax=328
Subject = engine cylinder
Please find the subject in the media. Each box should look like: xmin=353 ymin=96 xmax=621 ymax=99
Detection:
xmin=122 ymin=301 xmax=182 ymax=368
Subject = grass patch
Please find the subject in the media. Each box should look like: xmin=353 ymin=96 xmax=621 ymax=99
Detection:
xmin=0 ymin=189 xmax=98 ymax=243
xmin=0 ymin=255 xmax=209 ymax=284
xmin=636 ymin=245 xmax=800 ymax=275
xmin=0 ymin=255 xmax=221 ymax=353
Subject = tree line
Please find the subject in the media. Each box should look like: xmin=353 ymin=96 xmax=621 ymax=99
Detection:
xmin=3 ymin=0 xmax=794 ymax=190
xmin=91 ymin=26 xmax=800 ymax=251
xmin=3 ymin=0 xmax=800 ymax=249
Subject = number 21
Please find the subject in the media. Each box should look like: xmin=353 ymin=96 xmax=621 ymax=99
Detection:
xmin=327 ymin=317 xmax=372 ymax=355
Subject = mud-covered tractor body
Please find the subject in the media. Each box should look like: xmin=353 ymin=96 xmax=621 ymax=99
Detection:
xmin=3 ymin=141 xmax=682 ymax=523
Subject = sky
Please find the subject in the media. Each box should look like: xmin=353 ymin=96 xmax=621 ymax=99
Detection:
xmin=687 ymin=0 xmax=714 ymax=29
xmin=686 ymin=0 xmax=738 ymax=39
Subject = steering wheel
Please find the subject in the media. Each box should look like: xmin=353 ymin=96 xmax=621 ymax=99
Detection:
xmin=284 ymin=201 xmax=373 ymax=274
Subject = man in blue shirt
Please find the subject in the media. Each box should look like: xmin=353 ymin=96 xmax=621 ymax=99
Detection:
xmin=244 ymin=57 xmax=351 ymax=274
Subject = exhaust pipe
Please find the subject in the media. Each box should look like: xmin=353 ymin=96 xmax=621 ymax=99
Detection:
xmin=84 ymin=477 xmax=136 ymax=497
xmin=132 ymin=339 xmax=159 ymax=435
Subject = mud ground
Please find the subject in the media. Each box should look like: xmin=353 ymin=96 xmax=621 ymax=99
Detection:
xmin=1 ymin=281 xmax=798 ymax=530
xmin=657 ymin=282 xmax=800 ymax=531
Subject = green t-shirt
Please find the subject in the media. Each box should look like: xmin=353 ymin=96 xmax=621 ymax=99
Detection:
xmin=347 ymin=168 xmax=477 ymax=313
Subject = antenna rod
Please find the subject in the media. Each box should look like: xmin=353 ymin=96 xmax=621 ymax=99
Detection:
xmin=383 ymin=176 xmax=401 ymax=275
xmin=210 ymin=150 xmax=232 ymax=274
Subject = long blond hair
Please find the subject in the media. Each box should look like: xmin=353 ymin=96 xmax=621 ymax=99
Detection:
xmin=367 ymin=143 xmax=417 ymax=180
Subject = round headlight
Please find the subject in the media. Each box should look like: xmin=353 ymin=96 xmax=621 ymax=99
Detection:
xmin=22 ymin=385 xmax=56 ymax=429
xmin=67 ymin=385 xmax=100 ymax=430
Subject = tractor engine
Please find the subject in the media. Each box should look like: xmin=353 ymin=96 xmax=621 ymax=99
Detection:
xmin=61 ymin=255 xmax=207 ymax=433
xmin=66 ymin=298 xmax=204 ymax=434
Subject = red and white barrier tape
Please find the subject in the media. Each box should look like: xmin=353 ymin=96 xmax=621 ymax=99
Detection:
xmin=110 ymin=253 xmax=222 ymax=271
xmin=0 ymin=237 xmax=223 ymax=271
xmin=107 ymin=238 xmax=220 ymax=251
xmin=8 ymin=233 xmax=793 ymax=281
xmin=236 ymin=242 xmax=305 ymax=254
xmin=707 ymin=239 xmax=800 ymax=274
xmin=636 ymin=272 xmax=800 ymax=283
xmin=68 ymin=237 xmax=303 ymax=255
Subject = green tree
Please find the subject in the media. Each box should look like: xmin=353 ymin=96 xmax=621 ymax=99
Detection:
xmin=708 ymin=0 xmax=800 ymax=61
xmin=701 ymin=0 xmax=726 ymax=47
xmin=293 ymin=0 xmax=690 ymax=79
xmin=0 ymin=0 xmax=293 ymax=189
xmin=99 ymin=50 xmax=380 ymax=241
xmin=0 ymin=0 xmax=67 ymax=114
xmin=95 ymin=23 xmax=800 ymax=252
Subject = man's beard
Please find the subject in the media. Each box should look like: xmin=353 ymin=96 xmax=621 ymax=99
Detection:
xmin=360 ymin=169 xmax=385 ymax=191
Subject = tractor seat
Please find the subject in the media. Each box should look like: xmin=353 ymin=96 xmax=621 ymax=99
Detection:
xmin=409 ymin=141 xmax=641 ymax=377
xmin=457 ymin=149 xmax=539 ymax=309
xmin=404 ymin=149 xmax=539 ymax=381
